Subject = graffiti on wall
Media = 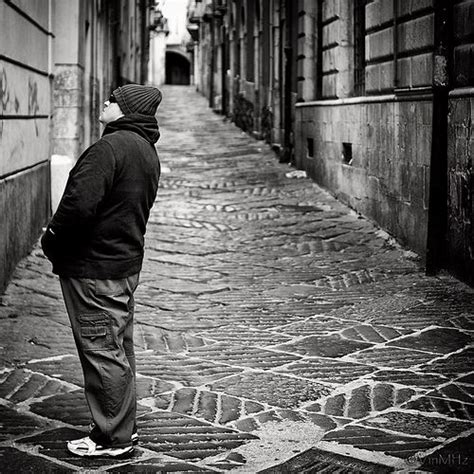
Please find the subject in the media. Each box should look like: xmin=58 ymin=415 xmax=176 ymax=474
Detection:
xmin=0 ymin=67 xmax=23 ymax=115
xmin=0 ymin=68 xmax=9 ymax=139
xmin=0 ymin=68 xmax=10 ymax=112
xmin=28 ymin=77 xmax=40 ymax=136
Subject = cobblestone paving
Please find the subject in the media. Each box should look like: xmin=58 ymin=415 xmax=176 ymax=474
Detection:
xmin=0 ymin=85 xmax=473 ymax=472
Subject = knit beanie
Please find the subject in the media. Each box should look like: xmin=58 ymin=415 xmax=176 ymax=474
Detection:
xmin=112 ymin=84 xmax=162 ymax=116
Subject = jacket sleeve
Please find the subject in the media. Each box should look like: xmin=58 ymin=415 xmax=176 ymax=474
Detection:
xmin=41 ymin=140 xmax=115 ymax=261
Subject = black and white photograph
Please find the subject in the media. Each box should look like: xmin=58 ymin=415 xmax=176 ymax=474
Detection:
xmin=0 ymin=0 xmax=473 ymax=472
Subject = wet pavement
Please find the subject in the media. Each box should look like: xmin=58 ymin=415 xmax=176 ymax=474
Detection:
xmin=0 ymin=85 xmax=473 ymax=473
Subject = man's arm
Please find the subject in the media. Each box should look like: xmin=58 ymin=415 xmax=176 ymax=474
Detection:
xmin=41 ymin=141 xmax=115 ymax=260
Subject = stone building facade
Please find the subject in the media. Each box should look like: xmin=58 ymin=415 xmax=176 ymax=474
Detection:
xmin=187 ymin=0 xmax=473 ymax=285
xmin=0 ymin=0 xmax=155 ymax=293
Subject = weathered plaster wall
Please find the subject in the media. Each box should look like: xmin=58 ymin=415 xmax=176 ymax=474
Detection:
xmin=149 ymin=31 xmax=168 ymax=86
xmin=0 ymin=0 xmax=52 ymax=293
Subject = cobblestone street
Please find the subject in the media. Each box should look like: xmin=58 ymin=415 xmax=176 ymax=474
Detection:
xmin=0 ymin=85 xmax=473 ymax=472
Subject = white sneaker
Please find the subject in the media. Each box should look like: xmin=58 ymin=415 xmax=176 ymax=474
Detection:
xmin=89 ymin=421 xmax=139 ymax=445
xmin=67 ymin=436 xmax=134 ymax=457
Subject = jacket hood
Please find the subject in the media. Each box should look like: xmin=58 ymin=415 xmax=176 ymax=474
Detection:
xmin=102 ymin=114 xmax=160 ymax=144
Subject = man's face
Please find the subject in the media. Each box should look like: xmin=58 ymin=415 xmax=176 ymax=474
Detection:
xmin=99 ymin=94 xmax=124 ymax=124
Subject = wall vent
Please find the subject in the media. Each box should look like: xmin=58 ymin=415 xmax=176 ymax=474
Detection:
xmin=342 ymin=142 xmax=352 ymax=165
xmin=307 ymin=138 xmax=314 ymax=157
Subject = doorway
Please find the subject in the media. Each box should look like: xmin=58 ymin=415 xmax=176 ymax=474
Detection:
xmin=165 ymin=51 xmax=190 ymax=85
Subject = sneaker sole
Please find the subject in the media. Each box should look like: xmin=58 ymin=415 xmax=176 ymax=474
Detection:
xmin=68 ymin=445 xmax=134 ymax=458
xmin=89 ymin=423 xmax=138 ymax=446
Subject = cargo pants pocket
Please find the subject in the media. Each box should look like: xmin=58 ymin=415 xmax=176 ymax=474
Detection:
xmin=94 ymin=279 xmax=127 ymax=296
xmin=78 ymin=312 xmax=115 ymax=352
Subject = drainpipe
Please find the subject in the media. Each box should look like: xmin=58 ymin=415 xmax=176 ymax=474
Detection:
xmin=426 ymin=0 xmax=452 ymax=274
xmin=209 ymin=0 xmax=215 ymax=109
xmin=140 ymin=0 xmax=147 ymax=84
xmin=111 ymin=2 xmax=120 ymax=88
xmin=222 ymin=27 xmax=227 ymax=115
xmin=281 ymin=0 xmax=293 ymax=163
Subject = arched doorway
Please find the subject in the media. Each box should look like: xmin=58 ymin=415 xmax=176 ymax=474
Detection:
xmin=165 ymin=51 xmax=190 ymax=85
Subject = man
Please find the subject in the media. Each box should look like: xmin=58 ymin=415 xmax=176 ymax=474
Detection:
xmin=41 ymin=84 xmax=162 ymax=457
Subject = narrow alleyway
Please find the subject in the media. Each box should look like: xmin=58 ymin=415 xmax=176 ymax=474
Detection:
xmin=0 ymin=85 xmax=473 ymax=472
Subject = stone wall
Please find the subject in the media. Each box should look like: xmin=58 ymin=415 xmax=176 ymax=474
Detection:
xmin=447 ymin=93 xmax=473 ymax=284
xmin=446 ymin=0 xmax=474 ymax=284
xmin=1 ymin=0 xmax=152 ymax=293
xmin=294 ymin=1 xmax=435 ymax=257
xmin=233 ymin=92 xmax=254 ymax=134
xmin=0 ymin=0 xmax=52 ymax=293
xmin=296 ymin=95 xmax=432 ymax=255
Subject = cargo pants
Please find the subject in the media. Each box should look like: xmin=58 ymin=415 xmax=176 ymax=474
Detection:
xmin=60 ymin=273 xmax=139 ymax=449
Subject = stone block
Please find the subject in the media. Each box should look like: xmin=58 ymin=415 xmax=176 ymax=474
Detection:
xmin=210 ymin=372 xmax=332 ymax=410
xmin=365 ymin=64 xmax=380 ymax=93
xmin=135 ymin=352 xmax=243 ymax=386
xmin=278 ymin=358 xmax=377 ymax=384
xmin=322 ymin=0 xmax=338 ymax=22
xmin=0 ymin=447 xmax=66 ymax=473
xmin=397 ymin=0 xmax=433 ymax=17
xmin=420 ymin=433 xmax=474 ymax=473
xmin=397 ymin=57 xmax=412 ymax=88
xmin=11 ymin=0 xmax=51 ymax=31
xmin=361 ymin=411 xmax=472 ymax=440
xmin=0 ymin=405 xmax=51 ymax=441
xmin=453 ymin=1 xmax=474 ymax=43
xmin=366 ymin=28 xmax=393 ymax=61
xmin=379 ymin=0 xmax=394 ymax=25
xmin=411 ymin=52 xmax=433 ymax=87
xmin=52 ymin=137 xmax=81 ymax=159
xmin=321 ymin=382 xmax=416 ymax=419
xmin=274 ymin=334 xmax=374 ymax=358
xmin=419 ymin=348 xmax=474 ymax=378
xmin=0 ymin=118 xmax=51 ymax=177
xmin=53 ymin=88 xmax=82 ymax=107
xmin=365 ymin=1 xmax=380 ymax=30
xmin=322 ymin=74 xmax=337 ymax=98
xmin=404 ymin=396 xmax=474 ymax=421
xmin=371 ymin=370 xmax=448 ymax=388
xmin=322 ymin=48 xmax=337 ymax=72
xmin=0 ymin=2 xmax=49 ymax=73
xmin=388 ymin=328 xmax=473 ymax=354
xmin=322 ymin=425 xmax=439 ymax=459
xmin=53 ymin=66 xmax=83 ymax=90
xmin=259 ymin=447 xmax=394 ymax=473
xmin=349 ymin=346 xmax=438 ymax=369
xmin=52 ymin=107 xmax=82 ymax=139
xmin=379 ymin=60 xmax=395 ymax=90
xmin=425 ymin=383 xmax=474 ymax=405
xmin=187 ymin=343 xmax=301 ymax=369
xmin=397 ymin=14 xmax=434 ymax=54
xmin=453 ymin=44 xmax=474 ymax=87
xmin=0 ymin=62 xmax=50 ymax=115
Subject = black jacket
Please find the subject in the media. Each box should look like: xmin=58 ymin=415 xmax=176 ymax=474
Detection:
xmin=41 ymin=114 xmax=161 ymax=278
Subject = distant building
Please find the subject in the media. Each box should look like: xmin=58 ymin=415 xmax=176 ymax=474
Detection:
xmin=187 ymin=0 xmax=474 ymax=285
xmin=148 ymin=4 xmax=170 ymax=86
xmin=0 ymin=0 xmax=155 ymax=293
xmin=149 ymin=0 xmax=192 ymax=85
